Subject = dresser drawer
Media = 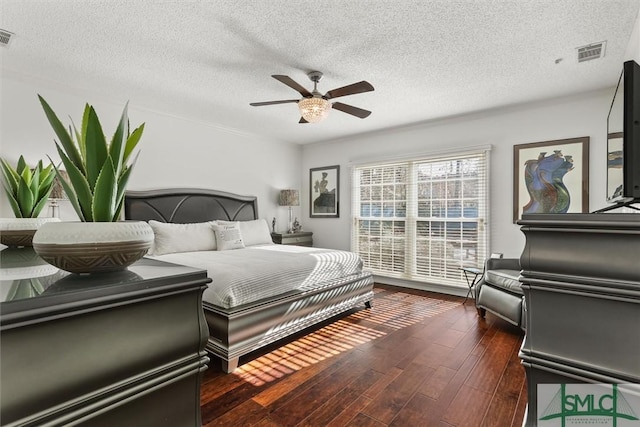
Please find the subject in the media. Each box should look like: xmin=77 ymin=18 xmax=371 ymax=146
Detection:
xmin=271 ymin=232 xmax=313 ymax=247
xmin=280 ymin=235 xmax=312 ymax=246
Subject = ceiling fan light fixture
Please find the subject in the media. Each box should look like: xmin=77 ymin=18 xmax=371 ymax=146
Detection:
xmin=298 ymin=97 xmax=331 ymax=123
xmin=251 ymin=72 xmax=373 ymax=123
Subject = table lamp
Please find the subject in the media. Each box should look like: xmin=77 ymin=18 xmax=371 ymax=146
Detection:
xmin=278 ymin=189 xmax=299 ymax=234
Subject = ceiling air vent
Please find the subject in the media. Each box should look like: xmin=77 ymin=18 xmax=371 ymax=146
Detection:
xmin=0 ymin=29 xmax=14 ymax=47
xmin=576 ymin=41 xmax=606 ymax=63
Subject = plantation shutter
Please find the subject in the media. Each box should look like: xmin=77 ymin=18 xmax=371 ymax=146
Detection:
xmin=351 ymin=148 xmax=490 ymax=288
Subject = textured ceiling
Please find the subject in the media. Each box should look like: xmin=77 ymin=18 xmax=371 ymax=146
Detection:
xmin=1 ymin=1 xmax=639 ymax=145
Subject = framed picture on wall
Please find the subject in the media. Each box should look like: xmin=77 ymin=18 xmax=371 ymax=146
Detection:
xmin=513 ymin=137 xmax=589 ymax=222
xmin=310 ymin=165 xmax=339 ymax=218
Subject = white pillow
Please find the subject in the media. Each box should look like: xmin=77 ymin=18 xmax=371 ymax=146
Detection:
xmin=219 ymin=219 xmax=273 ymax=247
xmin=212 ymin=222 xmax=245 ymax=251
xmin=148 ymin=220 xmax=217 ymax=256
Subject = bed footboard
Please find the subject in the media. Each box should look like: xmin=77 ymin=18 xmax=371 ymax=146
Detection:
xmin=203 ymin=272 xmax=374 ymax=373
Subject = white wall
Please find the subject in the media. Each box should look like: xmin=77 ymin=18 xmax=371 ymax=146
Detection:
xmin=0 ymin=72 xmax=302 ymax=227
xmin=301 ymin=11 xmax=639 ymax=257
xmin=625 ymin=8 xmax=640 ymax=61
xmin=301 ymin=89 xmax=614 ymax=258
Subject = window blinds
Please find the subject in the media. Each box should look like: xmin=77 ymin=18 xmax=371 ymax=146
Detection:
xmin=351 ymin=149 xmax=490 ymax=288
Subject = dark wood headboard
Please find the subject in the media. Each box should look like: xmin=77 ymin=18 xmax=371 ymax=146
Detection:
xmin=124 ymin=188 xmax=259 ymax=223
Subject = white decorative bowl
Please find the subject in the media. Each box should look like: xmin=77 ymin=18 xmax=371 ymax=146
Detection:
xmin=32 ymin=221 xmax=154 ymax=274
xmin=0 ymin=217 xmax=61 ymax=247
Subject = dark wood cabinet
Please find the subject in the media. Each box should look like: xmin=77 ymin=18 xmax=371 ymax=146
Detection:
xmin=0 ymin=251 xmax=211 ymax=426
xmin=271 ymin=231 xmax=313 ymax=246
xmin=518 ymin=214 xmax=640 ymax=426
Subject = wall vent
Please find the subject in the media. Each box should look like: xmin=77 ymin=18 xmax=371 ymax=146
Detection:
xmin=0 ymin=29 xmax=14 ymax=47
xmin=576 ymin=41 xmax=606 ymax=62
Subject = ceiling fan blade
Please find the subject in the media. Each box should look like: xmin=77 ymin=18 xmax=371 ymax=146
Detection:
xmin=250 ymin=99 xmax=299 ymax=107
xmin=299 ymin=117 xmax=309 ymax=124
xmin=272 ymin=75 xmax=313 ymax=97
xmin=325 ymin=81 xmax=374 ymax=100
xmin=332 ymin=102 xmax=371 ymax=119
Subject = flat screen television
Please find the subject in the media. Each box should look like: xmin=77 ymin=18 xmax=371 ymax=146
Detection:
xmin=602 ymin=59 xmax=640 ymax=211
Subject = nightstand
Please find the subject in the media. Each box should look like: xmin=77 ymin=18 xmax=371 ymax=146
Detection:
xmin=271 ymin=231 xmax=313 ymax=247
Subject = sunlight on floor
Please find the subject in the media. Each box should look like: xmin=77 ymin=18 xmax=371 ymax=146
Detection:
xmin=233 ymin=289 xmax=460 ymax=386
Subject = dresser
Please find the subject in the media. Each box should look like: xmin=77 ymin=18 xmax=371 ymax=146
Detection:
xmin=0 ymin=248 xmax=211 ymax=426
xmin=518 ymin=213 xmax=640 ymax=426
xmin=271 ymin=231 xmax=313 ymax=247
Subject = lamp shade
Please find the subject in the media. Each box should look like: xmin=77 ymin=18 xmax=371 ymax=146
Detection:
xmin=279 ymin=189 xmax=299 ymax=207
xmin=49 ymin=170 xmax=69 ymax=200
xmin=298 ymin=97 xmax=331 ymax=123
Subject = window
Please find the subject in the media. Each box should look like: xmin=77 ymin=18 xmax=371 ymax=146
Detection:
xmin=351 ymin=149 xmax=489 ymax=288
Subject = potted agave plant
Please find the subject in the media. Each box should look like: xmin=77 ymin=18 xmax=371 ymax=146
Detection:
xmin=0 ymin=155 xmax=61 ymax=247
xmin=32 ymin=96 xmax=154 ymax=274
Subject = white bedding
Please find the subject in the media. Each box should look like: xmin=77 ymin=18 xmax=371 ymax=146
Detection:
xmin=147 ymin=245 xmax=365 ymax=309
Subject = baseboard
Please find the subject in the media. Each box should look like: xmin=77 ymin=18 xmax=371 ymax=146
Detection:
xmin=372 ymin=276 xmax=470 ymax=298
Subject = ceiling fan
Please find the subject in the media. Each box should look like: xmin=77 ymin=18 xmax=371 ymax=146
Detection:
xmin=250 ymin=71 xmax=374 ymax=123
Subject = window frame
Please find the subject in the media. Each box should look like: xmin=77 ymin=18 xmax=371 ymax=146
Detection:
xmin=350 ymin=147 xmax=490 ymax=288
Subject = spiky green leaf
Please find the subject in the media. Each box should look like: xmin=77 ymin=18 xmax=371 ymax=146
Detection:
xmin=123 ymin=123 xmax=145 ymax=165
xmin=37 ymin=163 xmax=56 ymax=200
xmin=39 ymin=171 xmax=56 ymax=191
xmin=109 ymin=102 xmax=129 ymax=177
xmin=112 ymin=151 xmax=139 ymax=221
xmin=16 ymin=177 xmax=34 ymax=217
xmin=36 ymin=160 xmax=44 ymax=178
xmin=48 ymin=160 xmax=85 ymax=222
xmin=20 ymin=163 xmax=33 ymax=187
xmin=84 ymin=106 xmax=108 ymax=191
xmin=80 ymin=104 xmax=90 ymax=162
xmin=71 ymin=105 xmax=90 ymax=167
xmin=71 ymin=121 xmax=84 ymax=166
xmin=2 ymin=183 xmax=22 ymax=217
xmin=38 ymin=95 xmax=84 ymax=170
xmin=16 ymin=156 xmax=27 ymax=175
xmin=92 ymin=156 xmax=117 ymax=221
xmin=31 ymin=192 xmax=51 ymax=217
xmin=29 ymin=173 xmax=40 ymax=218
xmin=54 ymin=145 xmax=93 ymax=221
xmin=0 ymin=158 xmax=20 ymax=195
xmin=29 ymin=167 xmax=40 ymax=201
xmin=112 ymin=198 xmax=126 ymax=221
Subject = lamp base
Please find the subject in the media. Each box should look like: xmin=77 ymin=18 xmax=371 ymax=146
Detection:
xmin=287 ymin=206 xmax=294 ymax=233
xmin=49 ymin=199 xmax=60 ymax=218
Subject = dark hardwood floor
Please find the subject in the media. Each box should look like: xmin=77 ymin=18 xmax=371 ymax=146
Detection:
xmin=200 ymin=285 xmax=526 ymax=427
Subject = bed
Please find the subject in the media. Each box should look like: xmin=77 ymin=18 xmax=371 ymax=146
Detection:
xmin=124 ymin=188 xmax=374 ymax=372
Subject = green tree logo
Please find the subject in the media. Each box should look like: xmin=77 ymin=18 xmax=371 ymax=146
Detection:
xmin=540 ymin=384 xmax=639 ymax=426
